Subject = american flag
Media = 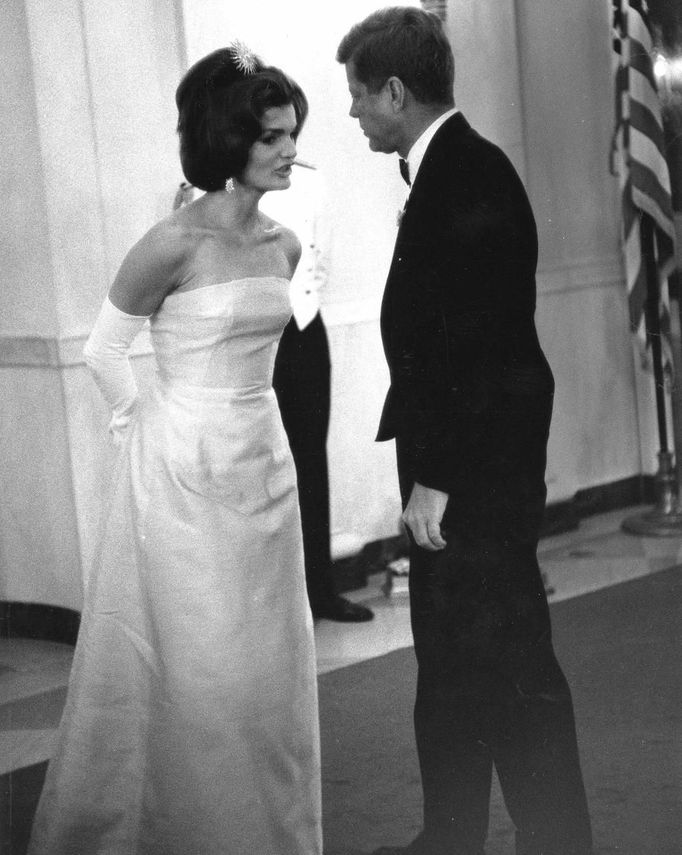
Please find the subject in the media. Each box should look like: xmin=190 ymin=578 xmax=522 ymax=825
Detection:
xmin=612 ymin=0 xmax=676 ymax=350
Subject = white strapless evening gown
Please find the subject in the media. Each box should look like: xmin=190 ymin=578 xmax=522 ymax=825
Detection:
xmin=29 ymin=278 xmax=322 ymax=855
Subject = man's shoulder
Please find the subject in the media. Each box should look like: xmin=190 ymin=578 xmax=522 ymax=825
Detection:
xmin=431 ymin=113 xmax=501 ymax=158
xmin=424 ymin=115 xmax=519 ymax=183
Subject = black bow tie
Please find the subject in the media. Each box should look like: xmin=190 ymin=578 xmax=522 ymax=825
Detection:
xmin=399 ymin=157 xmax=411 ymax=186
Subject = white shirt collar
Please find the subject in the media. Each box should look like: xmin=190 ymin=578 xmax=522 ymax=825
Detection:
xmin=406 ymin=107 xmax=459 ymax=185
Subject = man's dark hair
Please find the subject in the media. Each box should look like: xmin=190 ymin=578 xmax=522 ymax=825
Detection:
xmin=336 ymin=6 xmax=454 ymax=105
xmin=176 ymin=48 xmax=308 ymax=192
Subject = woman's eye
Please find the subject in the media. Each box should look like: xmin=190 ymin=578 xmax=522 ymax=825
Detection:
xmin=260 ymin=135 xmax=277 ymax=145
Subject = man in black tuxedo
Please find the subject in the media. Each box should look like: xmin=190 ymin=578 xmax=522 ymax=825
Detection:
xmin=337 ymin=8 xmax=592 ymax=855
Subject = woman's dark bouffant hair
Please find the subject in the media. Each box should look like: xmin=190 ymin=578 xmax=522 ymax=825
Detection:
xmin=176 ymin=47 xmax=308 ymax=192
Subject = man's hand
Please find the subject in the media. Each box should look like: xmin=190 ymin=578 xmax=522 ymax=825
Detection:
xmin=402 ymin=482 xmax=449 ymax=551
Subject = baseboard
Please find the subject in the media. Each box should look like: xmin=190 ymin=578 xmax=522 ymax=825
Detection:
xmin=0 ymin=602 xmax=80 ymax=646
xmin=540 ymin=474 xmax=655 ymax=538
xmin=334 ymin=474 xmax=657 ymax=593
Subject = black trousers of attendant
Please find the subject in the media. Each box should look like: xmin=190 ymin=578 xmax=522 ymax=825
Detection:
xmin=273 ymin=313 xmax=336 ymax=614
xmin=397 ymin=394 xmax=592 ymax=855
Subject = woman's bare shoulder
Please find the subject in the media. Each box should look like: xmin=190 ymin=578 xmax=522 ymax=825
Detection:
xmin=262 ymin=216 xmax=301 ymax=274
xmin=108 ymin=214 xmax=195 ymax=315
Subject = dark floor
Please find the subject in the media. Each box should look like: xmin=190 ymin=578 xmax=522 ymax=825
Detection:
xmin=1 ymin=508 xmax=681 ymax=853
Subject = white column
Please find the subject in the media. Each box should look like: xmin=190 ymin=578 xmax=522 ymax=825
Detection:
xmin=445 ymin=0 xmax=528 ymax=182
xmin=513 ymin=0 xmax=647 ymax=496
xmin=0 ymin=0 xmax=184 ymax=609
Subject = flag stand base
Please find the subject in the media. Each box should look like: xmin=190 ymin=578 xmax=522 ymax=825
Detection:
xmin=622 ymin=451 xmax=682 ymax=535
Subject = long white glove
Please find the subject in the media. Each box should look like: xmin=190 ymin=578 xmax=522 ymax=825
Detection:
xmin=83 ymin=296 xmax=149 ymax=444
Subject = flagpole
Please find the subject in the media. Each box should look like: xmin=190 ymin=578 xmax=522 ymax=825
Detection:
xmin=667 ymin=269 xmax=682 ymax=500
xmin=622 ymin=213 xmax=682 ymax=534
xmin=642 ymin=214 xmax=669 ymax=452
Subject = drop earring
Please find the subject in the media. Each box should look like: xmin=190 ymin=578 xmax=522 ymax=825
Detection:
xmin=225 ymin=177 xmax=235 ymax=193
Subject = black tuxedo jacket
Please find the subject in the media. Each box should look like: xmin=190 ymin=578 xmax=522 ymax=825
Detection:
xmin=377 ymin=112 xmax=554 ymax=501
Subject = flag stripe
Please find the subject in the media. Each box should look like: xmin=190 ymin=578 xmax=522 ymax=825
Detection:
xmin=622 ymin=179 xmax=638 ymax=236
xmin=629 ymin=97 xmax=667 ymax=164
xmin=630 ymin=44 xmax=658 ymax=89
xmin=629 ymin=71 xmax=667 ymax=139
xmin=628 ymin=269 xmax=647 ymax=331
xmin=630 ymin=159 xmax=674 ymax=230
xmin=629 ymin=125 xmax=671 ymax=196
xmin=624 ymin=211 xmax=643 ymax=285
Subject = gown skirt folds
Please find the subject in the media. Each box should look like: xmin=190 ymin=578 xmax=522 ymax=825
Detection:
xmin=28 ymin=278 xmax=322 ymax=855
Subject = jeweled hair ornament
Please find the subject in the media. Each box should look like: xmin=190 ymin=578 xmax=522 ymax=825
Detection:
xmin=229 ymin=40 xmax=259 ymax=75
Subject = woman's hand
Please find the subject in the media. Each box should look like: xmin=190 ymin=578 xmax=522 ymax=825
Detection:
xmin=402 ymin=482 xmax=449 ymax=551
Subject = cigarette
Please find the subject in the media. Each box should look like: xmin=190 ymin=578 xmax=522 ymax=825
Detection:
xmin=293 ymin=159 xmax=317 ymax=170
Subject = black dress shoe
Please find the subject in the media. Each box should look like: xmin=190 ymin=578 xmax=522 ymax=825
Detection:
xmin=312 ymin=595 xmax=374 ymax=622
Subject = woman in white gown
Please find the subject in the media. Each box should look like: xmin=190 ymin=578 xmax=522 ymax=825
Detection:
xmin=29 ymin=45 xmax=321 ymax=855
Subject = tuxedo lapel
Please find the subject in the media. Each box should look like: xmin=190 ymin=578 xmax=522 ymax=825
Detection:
xmin=381 ymin=112 xmax=473 ymax=356
xmin=388 ymin=112 xmax=472 ymax=272
xmin=377 ymin=112 xmax=477 ymax=442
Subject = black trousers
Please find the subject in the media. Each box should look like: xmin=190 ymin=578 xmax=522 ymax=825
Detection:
xmin=397 ymin=395 xmax=592 ymax=855
xmin=273 ymin=313 xmax=336 ymax=612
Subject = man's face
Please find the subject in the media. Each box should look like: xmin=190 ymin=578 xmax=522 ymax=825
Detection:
xmin=345 ymin=61 xmax=400 ymax=154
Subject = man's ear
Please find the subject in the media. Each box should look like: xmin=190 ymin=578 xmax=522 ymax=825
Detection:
xmin=386 ymin=76 xmax=406 ymax=112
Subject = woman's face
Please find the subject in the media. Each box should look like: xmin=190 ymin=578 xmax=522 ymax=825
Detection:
xmin=241 ymin=104 xmax=298 ymax=192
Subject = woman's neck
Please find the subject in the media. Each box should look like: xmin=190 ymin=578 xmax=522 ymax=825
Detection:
xmin=199 ymin=183 xmax=265 ymax=235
